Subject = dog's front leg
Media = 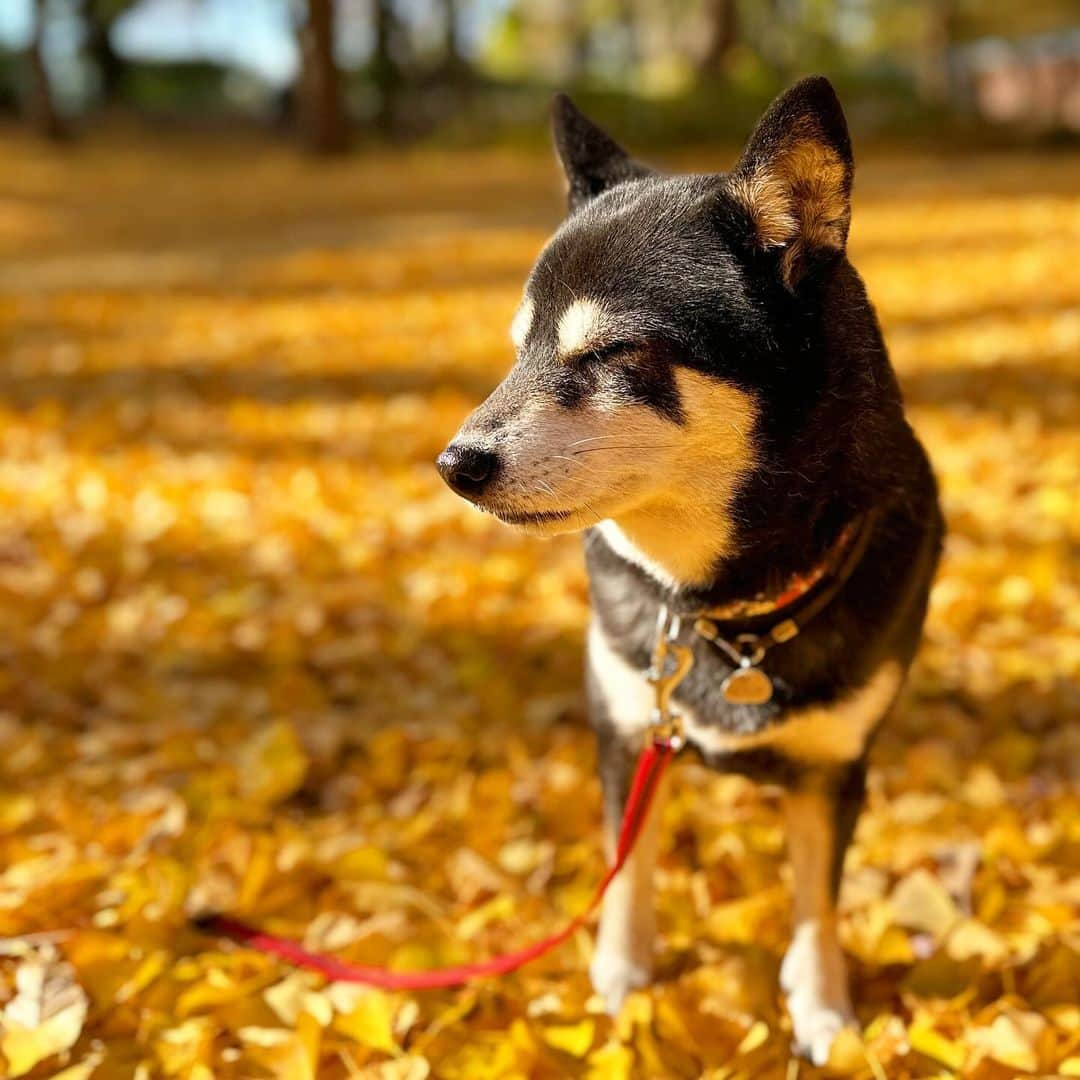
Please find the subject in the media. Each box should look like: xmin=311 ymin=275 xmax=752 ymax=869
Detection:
xmin=781 ymin=763 xmax=865 ymax=1065
xmin=589 ymin=726 xmax=665 ymax=1014
xmin=585 ymin=623 xmax=666 ymax=1012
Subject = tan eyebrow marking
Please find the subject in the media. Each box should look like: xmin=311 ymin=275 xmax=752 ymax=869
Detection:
xmin=556 ymin=298 xmax=611 ymax=359
xmin=510 ymin=297 xmax=534 ymax=349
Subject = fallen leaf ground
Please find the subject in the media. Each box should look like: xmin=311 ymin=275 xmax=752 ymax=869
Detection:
xmin=0 ymin=130 xmax=1076 ymax=1079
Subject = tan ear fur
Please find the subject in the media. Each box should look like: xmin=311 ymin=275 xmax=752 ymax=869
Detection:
xmin=729 ymin=80 xmax=853 ymax=289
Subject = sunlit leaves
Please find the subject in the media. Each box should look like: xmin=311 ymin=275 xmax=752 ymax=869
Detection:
xmin=0 ymin=133 xmax=1076 ymax=1076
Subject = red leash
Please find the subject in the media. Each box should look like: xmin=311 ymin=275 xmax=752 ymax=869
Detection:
xmin=197 ymin=737 xmax=676 ymax=989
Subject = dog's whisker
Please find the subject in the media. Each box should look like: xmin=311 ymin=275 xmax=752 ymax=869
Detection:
xmin=572 ymin=444 xmax=679 ymax=456
xmin=531 ymin=477 xmax=558 ymax=500
xmin=565 ymin=433 xmax=657 ymax=449
xmin=552 ymin=453 xmax=602 ymax=477
xmin=567 ymin=435 xmax=621 ymax=448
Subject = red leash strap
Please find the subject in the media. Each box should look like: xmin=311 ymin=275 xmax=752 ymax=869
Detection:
xmin=197 ymin=738 xmax=675 ymax=990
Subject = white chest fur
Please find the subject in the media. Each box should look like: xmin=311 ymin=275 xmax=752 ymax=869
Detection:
xmin=587 ymin=620 xmax=900 ymax=765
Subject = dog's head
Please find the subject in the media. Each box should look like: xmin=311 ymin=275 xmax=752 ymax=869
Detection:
xmin=437 ymin=77 xmax=855 ymax=584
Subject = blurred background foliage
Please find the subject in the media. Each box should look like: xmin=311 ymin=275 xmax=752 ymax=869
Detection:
xmin=0 ymin=4 xmax=1079 ymax=1079
xmin=1 ymin=0 xmax=1079 ymax=152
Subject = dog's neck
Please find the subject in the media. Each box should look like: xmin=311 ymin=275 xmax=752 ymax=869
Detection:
xmin=596 ymin=506 xmax=736 ymax=592
xmin=596 ymin=470 xmax=864 ymax=603
xmin=596 ymin=510 xmax=852 ymax=608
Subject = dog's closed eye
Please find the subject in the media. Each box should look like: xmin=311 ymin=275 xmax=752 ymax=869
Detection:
xmin=578 ymin=338 xmax=680 ymax=369
xmin=558 ymin=340 xmax=635 ymax=367
xmin=583 ymin=340 xmax=639 ymax=364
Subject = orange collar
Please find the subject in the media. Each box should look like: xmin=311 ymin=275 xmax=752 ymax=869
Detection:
xmin=702 ymin=515 xmax=870 ymax=624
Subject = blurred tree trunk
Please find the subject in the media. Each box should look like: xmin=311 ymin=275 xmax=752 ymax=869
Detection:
xmin=738 ymin=0 xmax=796 ymax=83
xmin=435 ymin=0 xmax=465 ymax=82
xmin=568 ymin=12 xmax=591 ymax=83
xmin=698 ymin=0 xmax=739 ymax=77
xmin=618 ymin=0 xmax=640 ymax=72
xmin=299 ymin=0 xmax=348 ymax=154
xmin=26 ymin=0 xmax=64 ymax=140
xmin=372 ymin=0 xmax=405 ymax=135
xmin=81 ymin=2 xmax=125 ymax=105
xmin=918 ymin=0 xmax=954 ymax=106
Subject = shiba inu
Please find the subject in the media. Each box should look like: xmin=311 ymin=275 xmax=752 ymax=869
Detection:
xmin=437 ymin=76 xmax=943 ymax=1064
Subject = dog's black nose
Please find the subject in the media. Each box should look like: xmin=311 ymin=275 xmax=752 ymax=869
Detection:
xmin=436 ymin=444 xmax=499 ymax=498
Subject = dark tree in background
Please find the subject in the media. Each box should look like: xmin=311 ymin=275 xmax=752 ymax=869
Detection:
xmin=697 ymin=0 xmax=740 ymax=77
xmin=9 ymin=0 xmax=1080 ymax=146
xmin=372 ymin=0 xmax=409 ymax=135
xmin=25 ymin=0 xmax=64 ymax=139
xmin=565 ymin=0 xmax=591 ymax=84
xmin=80 ymin=0 xmax=133 ymax=106
xmin=298 ymin=0 xmax=347 ymax=153
xmin=435 ymin=0 xmax=465 ymax=82
xmin=917 ymin=0 xmax=955 ymax=105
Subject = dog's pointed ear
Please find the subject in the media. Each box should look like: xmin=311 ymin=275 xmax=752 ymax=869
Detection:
xmin=552 ymin=94 xmax=651 ymax=212
xmin=725 ymin=76 xmax=853 ymax=290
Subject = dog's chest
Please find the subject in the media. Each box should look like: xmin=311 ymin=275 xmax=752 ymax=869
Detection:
xmin=583 ymin=524 xmax=907 ymax=767
xmin=587 ymin=619 xmax=898 ymax=767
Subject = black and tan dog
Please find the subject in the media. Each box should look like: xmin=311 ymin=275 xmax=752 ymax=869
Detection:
xmin=437 ymin=77 xmax=943 ymax=1064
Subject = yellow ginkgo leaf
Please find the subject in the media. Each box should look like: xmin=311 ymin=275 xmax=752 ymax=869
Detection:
xmin=0 ymin=953 xmax=89 ymax=1079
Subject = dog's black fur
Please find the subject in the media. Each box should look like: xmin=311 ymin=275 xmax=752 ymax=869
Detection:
xmin=438 ymin=76 xmax=943 ymax=1061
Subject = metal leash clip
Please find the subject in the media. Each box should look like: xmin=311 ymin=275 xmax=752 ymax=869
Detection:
xmin=646 ymin=605 xmax=693 ymax=751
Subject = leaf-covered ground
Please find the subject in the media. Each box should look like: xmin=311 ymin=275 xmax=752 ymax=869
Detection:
xmin=0 ymin=131 xmax=1076 ymax=1079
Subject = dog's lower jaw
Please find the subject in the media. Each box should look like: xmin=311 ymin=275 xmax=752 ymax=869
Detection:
xmin=781 ymin=919 xmax=856 ymax=1065
xmin=506 ymin=509 xmax=598 ymax=537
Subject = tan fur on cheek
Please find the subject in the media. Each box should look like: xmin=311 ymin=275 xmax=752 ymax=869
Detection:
xmin=676 ymin=369 xmax=758 ymax=458
xmin=608 ymin=370 xmax=757 ymax=586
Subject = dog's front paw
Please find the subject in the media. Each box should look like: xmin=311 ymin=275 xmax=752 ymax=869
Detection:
xmin=783 ymin=922 xmax=856 ymax=1065
xmin=788 ymin=994 xmax=855 ymax=1066
xmin=589 ymin=949 xmax=651 ymax=1015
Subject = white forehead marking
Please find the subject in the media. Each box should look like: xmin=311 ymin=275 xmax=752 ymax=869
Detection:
xmin=510 ymin=296 xmax=534 ymax=349
xmin=557 ymin=298 xmax=608 ymax=358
